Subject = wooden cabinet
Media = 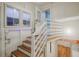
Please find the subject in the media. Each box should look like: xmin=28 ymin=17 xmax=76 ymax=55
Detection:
xmin=58 ymin=45 xmax=71 ymax=57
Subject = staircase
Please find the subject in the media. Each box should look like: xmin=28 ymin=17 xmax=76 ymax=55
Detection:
xmin=11 ymin=37 xmax=31 ymax=57
xmin=11 ymin=22 xmax=47 ymax=57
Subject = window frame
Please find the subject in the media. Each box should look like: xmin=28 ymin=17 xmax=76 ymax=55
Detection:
xmin=5 ymin=5 xmax=20 ymax=27
xmin=22 ymin=11 xmax=31 ymax=27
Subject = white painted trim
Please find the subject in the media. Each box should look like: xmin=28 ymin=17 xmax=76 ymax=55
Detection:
xmin=54 ymin=16 xmax=79 ymax=22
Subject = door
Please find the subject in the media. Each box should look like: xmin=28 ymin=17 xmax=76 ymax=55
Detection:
xmin=5 ymin=5 xmax=20 ymax=57
xmin=47 ymin=41 xmax=57 ymax=57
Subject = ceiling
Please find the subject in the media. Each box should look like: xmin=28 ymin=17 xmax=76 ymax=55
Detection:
xmin=33 ymin=2 xmax=53 ymax=6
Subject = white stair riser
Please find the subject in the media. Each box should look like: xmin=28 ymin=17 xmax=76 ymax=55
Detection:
xmin=18 ymin=48 xmax=31 ymax=56
xmin=22 ymin=42 xmax=31 ymax=47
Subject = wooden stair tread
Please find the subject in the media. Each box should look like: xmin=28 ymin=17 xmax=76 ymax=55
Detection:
xmin=11 ymin=50 xmax=29 ymax=57
xmin=26 ymin=36 xmax=32 ymax=39
xmin=23 ymin=40 xmax=31 ymax=44
xmin=35 ymin=35 xmax=38 ymax=37
xmin=18 ymin=45 xmax=31 ymax=53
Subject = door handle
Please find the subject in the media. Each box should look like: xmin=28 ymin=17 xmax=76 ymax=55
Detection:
xmin=5 ymin=38 xmax=11 ymax=44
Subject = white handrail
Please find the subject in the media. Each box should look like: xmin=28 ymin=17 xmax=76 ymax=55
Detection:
xmin=33 ymin=22 xmax=46 ymax=35
xmin=35 ymin=26 xmax=46 ymax=43
xmin=31 ymin=22 xmax=47 ymax=57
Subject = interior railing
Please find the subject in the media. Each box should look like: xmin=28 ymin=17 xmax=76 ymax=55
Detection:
xmin=31 ymin=22 xmax=47 ymax=57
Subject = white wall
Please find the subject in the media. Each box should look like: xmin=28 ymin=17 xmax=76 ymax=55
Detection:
xmin=63 ymin=19 xmax=79 ymax=40
xmin=0 ymin=2 xmax=35 ymax=56
xmin=53 ymin=3 xmax=79 ymax=57
xmin=40 ymin=2 xmax=79 ymax=57
xmin=63 ymin=19 xmax=79 ymax=57
xmin=52 ymin=2 xmax=79 ymax=20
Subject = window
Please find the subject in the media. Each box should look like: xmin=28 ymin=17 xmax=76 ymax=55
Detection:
xmin=45 ymin=10 xmax=50 ymax=19
xmin=6 ymin=7 xmax=19 ymax=26
xmin=42 ymin=9 xmax=52 ymax=35
xmin=44 ymin=10 xmax=51 ymax=27
xmin=22 ymin=12 xmax=31 ymax=26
